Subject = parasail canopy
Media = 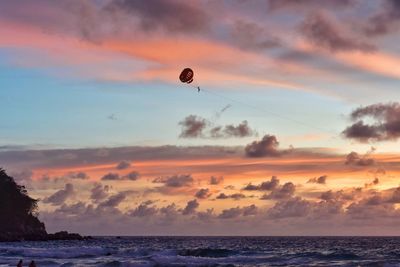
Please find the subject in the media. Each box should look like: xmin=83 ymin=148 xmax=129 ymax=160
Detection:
xmin=179 ymin=68 xmax=194 ymax=84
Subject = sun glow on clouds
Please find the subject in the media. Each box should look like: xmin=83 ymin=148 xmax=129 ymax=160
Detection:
xmin=7 ymin=143 xmax=400 ymax=235
xmin=0 ymin=19 xmax=316 ymax=93
xmin=31 ymin=151 xmax=400 ymax=190
xmin=0 ymin=20 xmax=152 ymax=80
xmin=298 ymin=41 xmax=400 ymax=80
xmin=3 ymin=0 xmax=400 ymax=235
xmin=24 ymin=146 xmax=400 ymax=235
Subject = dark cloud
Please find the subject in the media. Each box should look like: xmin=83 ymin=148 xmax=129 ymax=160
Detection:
xmin=39 ymin=182 xmax=400 ymax=235
xmin=106 ymin=0 xmax=209 ymax=34
xmin=101 ymin=171 xmax=140 ymax=181
xmin=160 ymin=203 xmax=179 ymax=222
xmin=225 ymin=185 xmax=236 ymax=190
xmin=98 ymin=191 xmax=131 ymax=209
xmin=130 ymin=201 xmax=158 ymax=217
xmin=388 ymin=187 xmax=400 ymax=203
xmin=218 ymin=207 xmax=243 ymax=219
xmin=345 ymin=151 xmax=375 ymax=166
xmin=242 ymin=204 xmax=258 ymax=216
xmin=216 ymin=192 xmax=246 ymax=200
xmin=123 ymin=171 xmax=140 ymax=181
xmin=307 ymin=175 xmax=327 ymax=184
xmin=90 ymin=183 xmax=110 ymax=203
xmin=195 ymin=188 xmax=211 ymax=199
xmin=261 ymin=182 xmax=296 ymax=200
xmin=365 ymin=194 xmax=384 ymax=206
xmin=241 ymin=184 xmax=259 ymax=191
xmin=268 ymin=0 xmax=355 ymax=11
xmin=55 ymin=201 xmax=88 ymax=215
xmin=153 ymin=174 xmax=194 ymax=187
xmin=243 ymin=176 xmax=280 ymax=191
xmin=300 ymin=11 xmax=375 ymax=52
xmin=0 ymin=1 xmax=104 ymax=42
xmin=197 ymin=208 xmax=215 ymax=222
xmin=233 ymin=194 xmax=249 ymax=200
xmin=67 ymin=171 xmax=89 ymax=179
xmin=311 ymin=199 xmax=344 ymax=219
xmin=320 ymin=188 xmax=362 ymax=202
xmin=342 ymin=121 xmax=382 ymax=142
xmin=43 ymin=183 xmax=74 ymax=206
xmin=40 ymin=182 xmax=400 ymax=235
xmin=363 ymin=0 xmax=400 ymax=36
xmin=210 ymin=176 xmax=224 ymax=185
xmin=320 ymin=190 xmax=340 ymax=202
xmin=230 ymin=20 xmax=281 ymax=51
xmin=179 ymin=115 xmax=256 ymax=139
xmin=245 ymin=135 xmax=288 ymax=157
xmin=32 ymin=171 xmax=89 ymax=185
xmin=267 ymin=197 xmax=312 ymax=219
xmin=346 ymin=198 xmax=399 ymax=220
xmin=212 ymin=121 xmax=256 ymax=138
xmin=277 ymin=49 xmax=317 ymax=64
xmin=218 ymin=205 xmax=258 ymax=219
xmin=116 ymin=160 xmax=131 ymax=170
xmin=101 ymin=173 xmax=120 ymax=181
xmin=342 ymin=102 xmax=400 ymax=142
xmin=182 ymin=199 xmax=199 ymax=215
xmin=215 ymin=193 xmax=229 ymax=199
xmin=365 ymin=178 xmax=380 ymax=188
xmin=179 ymin=115 xmax=208 ymax=138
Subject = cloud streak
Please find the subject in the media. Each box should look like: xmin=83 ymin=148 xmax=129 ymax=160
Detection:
xmin=153 ymin=174 xmax=194 ymax=187
xmin=101 ymin=171 xmax=140 ymax=181
xmin=300 ymin=11 xmax=375 ymax=53
xmin=363 ymin=0 xmax=400 ymax=37
xmin=105 ymin=0 xmax=210 ymax=34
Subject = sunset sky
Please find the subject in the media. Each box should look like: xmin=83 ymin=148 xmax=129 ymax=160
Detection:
xmin=2 ymin=0 xmax=400 ymax=235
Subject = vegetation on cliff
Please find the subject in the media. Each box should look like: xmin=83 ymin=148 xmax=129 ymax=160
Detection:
xmin=0 ymin=168 xmax=87 ymax=241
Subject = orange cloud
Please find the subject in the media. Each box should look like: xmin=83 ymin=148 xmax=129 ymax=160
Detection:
xmin=31 ymin=151 xmax=400 ymax=192
xmin=297 ymin=41 xmax=400 ymax=80
xmin=0 ymin=19 xmax=326 ymax=94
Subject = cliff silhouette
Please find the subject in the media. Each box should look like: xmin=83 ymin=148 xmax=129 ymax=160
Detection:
xmin=0 ymin=168 xmax=87 ymax=241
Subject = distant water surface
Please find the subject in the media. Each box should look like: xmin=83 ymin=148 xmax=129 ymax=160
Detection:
xmin=1 ymin=236 xmax=400 ymax=266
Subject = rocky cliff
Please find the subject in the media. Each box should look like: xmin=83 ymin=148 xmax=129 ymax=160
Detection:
xmin=0 ymin=168 xmax=88 ymax=241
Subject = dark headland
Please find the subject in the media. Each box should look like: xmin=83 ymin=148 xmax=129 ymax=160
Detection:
xmin=0 ymin=168 xmax=90 ymax=242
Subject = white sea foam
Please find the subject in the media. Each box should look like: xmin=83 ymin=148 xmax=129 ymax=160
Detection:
xmin=0 ymin=237 xmax=398 ymax=266
xmin=0 ymin=246 xmax=108 ymax=259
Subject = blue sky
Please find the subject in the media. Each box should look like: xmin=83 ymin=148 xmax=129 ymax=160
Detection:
xmin=0 ymin=48 xmax=353 ymax=149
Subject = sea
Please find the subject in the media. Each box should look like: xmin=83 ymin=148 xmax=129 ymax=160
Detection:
xmin=0 ymin=236 xmax=400 ymax=266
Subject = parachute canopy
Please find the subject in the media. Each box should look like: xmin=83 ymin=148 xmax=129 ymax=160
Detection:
xmin=179 ymin=68 xmax=194 ymax=84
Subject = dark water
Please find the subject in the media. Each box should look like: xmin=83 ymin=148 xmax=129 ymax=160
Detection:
xmin=1 ymin=236 xmax=400 ymax=266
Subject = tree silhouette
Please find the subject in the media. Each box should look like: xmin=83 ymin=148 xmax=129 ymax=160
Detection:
xmin=0 ymin=168 xmax=46 ymax=240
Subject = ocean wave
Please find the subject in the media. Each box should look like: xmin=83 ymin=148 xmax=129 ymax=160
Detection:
xmin=1 ymin=237 xmax=400 ymax=266
xmin=0 ymin=246 xmax=109 ymax=259
xmin=291 ymin=250 xmax=360 ymax=261
xmin=178 ymin=248 xmax=236 ymax=258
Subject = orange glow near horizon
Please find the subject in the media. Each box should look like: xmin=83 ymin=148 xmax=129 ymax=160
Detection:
xmin=31 ymin=153 xmax=400 ymax=192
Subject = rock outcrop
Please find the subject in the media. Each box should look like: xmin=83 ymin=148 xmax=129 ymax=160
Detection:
xmin=0 ymin=168 xmax=89 ymax=241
